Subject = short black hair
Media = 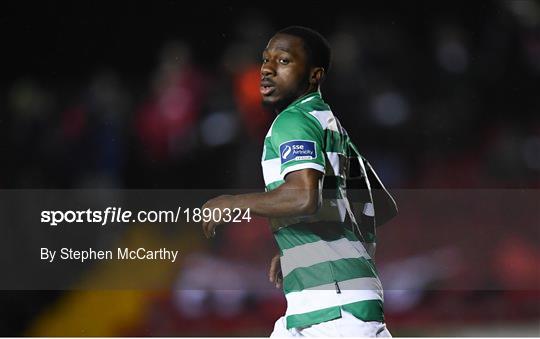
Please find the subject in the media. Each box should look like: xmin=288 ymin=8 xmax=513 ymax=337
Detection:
xmin=277 ymin=26 xmax=332 ymax=74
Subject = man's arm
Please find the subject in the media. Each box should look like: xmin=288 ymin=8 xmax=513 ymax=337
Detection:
xmin=201 ymin=168 xmax=322 ymax=238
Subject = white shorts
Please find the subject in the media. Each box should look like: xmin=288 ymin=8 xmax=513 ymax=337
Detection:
xmin=270 ymin=310 xmax=392 ymax=337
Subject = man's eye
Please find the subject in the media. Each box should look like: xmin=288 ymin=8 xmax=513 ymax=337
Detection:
xmin=279 ymin=58 xmax=289 ymax=65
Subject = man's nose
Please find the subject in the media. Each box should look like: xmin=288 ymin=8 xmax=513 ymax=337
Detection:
xmin=261 ymin=64 xmax=275 ymax=77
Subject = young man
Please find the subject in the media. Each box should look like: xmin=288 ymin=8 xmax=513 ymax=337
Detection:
xmin=202 ymin=26 xmax=394 ymax=337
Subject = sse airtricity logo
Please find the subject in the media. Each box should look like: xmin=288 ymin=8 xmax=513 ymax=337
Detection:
xmin=281 ymin=145 xmax=292 ymax=159
xmin=279 ymin=140 xmax=317 ymax=164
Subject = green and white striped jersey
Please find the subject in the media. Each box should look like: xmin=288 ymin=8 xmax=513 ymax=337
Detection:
xmin=261 ymin=91 xmax=385 ymax=329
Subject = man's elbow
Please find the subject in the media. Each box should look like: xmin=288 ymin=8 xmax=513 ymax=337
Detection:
xmin=297 ymin=193 xmax=320 ymax=215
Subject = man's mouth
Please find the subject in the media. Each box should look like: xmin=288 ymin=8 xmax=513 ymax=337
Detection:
xmin=260 ymin=79 xmax=276 ymax=96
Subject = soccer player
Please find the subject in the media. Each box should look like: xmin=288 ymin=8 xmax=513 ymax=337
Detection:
xmin=202 ymin=26 xmax=394 ymax=337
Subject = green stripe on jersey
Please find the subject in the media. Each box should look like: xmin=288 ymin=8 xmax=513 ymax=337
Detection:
xmin=275 ymin=224 xmax=359 ymax=250
xmin=285 ymin=299 xmax=384 ymax=329
xmin=326 ymin=130 xmax=349 ymax=153
xmin=265 ymin=180 xmax=284 ymax=191
xmin=286 ymin=306 xmax=342 ymax=329
xmin=283 ymin=257 xmax=378 ymax=293
xmin=342 ymin=299 xmax=385 ymax=323
xmin=263 ymin=136 xmax=278 ymax=161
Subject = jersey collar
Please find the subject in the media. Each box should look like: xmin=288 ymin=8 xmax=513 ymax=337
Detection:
xmin=287 ymin=91 xmax=321 ymax=109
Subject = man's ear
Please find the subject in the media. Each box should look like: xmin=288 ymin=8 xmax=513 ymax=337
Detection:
xmin=310 ymin=67 xmax=325 ymax=85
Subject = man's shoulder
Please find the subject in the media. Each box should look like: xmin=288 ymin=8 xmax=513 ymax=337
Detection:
xmin=275 ymin=106 xmax=315 ymax=125
xmin=282 ymin=93 xmax=332 ymax=115
xmin=272 ymin=108 xmax=324 ymax=137
xmin=296 ymin=94 xmax=332 ymax=113
xmin=270 ymin=94 xmax=336 ymax=138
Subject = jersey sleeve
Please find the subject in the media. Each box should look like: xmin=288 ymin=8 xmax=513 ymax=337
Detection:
xmin=270 ymin=110 xmax=325 ymax=177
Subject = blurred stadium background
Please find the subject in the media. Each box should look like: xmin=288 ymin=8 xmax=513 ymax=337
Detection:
xmin=1 ymin=1 xmax=539 ymax=336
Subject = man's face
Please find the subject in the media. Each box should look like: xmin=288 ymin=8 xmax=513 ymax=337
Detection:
xmin=260 ymin=34 xmax=311 ymax=113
